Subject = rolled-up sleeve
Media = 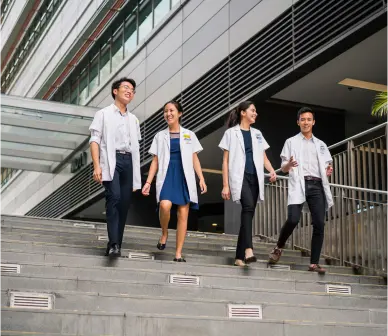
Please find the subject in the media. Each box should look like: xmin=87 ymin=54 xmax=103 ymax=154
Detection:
xmin=89 ymin=110 xmax=103 ymax=145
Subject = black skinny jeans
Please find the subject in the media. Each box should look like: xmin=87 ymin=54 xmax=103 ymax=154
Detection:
xmin=236 ymin=172 xmax=259 ymax=260
xmin=276 ymin=180 xmax=326 ymax=264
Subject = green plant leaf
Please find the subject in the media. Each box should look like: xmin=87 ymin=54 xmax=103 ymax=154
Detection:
xmin=371 ymin=91 xmax=387 ymax=117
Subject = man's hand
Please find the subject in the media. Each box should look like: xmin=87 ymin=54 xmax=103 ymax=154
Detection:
xmin=286 ymin=156 xmax=298 ymax=170
xmin=326 ymin=163 xmax=333 ymax=177
xmin=93 ymin=166 xmax=102 ymax=184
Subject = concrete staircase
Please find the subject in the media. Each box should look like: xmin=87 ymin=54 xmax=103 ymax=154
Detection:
xmin=1 ymin=215 xmax=387 ymax=336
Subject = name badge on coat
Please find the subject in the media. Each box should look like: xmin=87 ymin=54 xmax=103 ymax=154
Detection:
xmin=256 ymin=134 xmax=262 ymax=143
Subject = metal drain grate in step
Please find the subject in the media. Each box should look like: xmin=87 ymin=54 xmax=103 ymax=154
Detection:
xmin=228 ymin=304 xmax=262 ymax=319
xmin=97 ymin=236 xmax=109 ymax=241
xmin=73 ymin=223 xmax=95 ymax=228
xmin=326 ymin=284 xmax=351 ymax=295
xmin=128 ymin=252 xmax=154 ymax=260
xmin=222 ymin=246 xmax=236 ymax=251
xmin=187 ymin=233 xmax=207 ymax=238
xmin=10 ymin=291 xmax=54 ymax=310
xmin=1 ymin=264 xmax=21 ymax=274
xmin=169 ymin=274 xmax=200 ymax=286
xmin=269 ymin=264 xmax=291 ymax=271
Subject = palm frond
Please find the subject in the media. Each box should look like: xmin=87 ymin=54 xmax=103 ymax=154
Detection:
xmin=371 ymin=91 xmax=387 ymax=117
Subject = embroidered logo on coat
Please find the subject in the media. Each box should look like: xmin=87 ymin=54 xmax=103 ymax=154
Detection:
xmin=183 ymin=134 xmax=191 ymax=141
xmin=320 ymin=145 xmax=326 ymax=155
xmin=256 ymin=134 xmax=262 ymax=143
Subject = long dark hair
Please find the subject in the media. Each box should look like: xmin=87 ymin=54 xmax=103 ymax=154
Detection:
xmin=226 ymin=101 xmax=254 ymax=128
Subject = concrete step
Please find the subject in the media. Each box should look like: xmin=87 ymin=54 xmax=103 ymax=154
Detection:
xmin=2 ymin=270 xmax=386 ymax=309
xmin=2 ymin=288 xmax=385 ymax=324
xmin=2 ymin=249 xmax=386 ymax=295
xmin=2 ymin=307 xmax=386 ymax=336
xmin=0 ymin=243 xmax=386 ymax=285
xmin=0 ymin=223 xmax=301 ymax=256
xmin=1 ymin=230 xmax=329 ymax=267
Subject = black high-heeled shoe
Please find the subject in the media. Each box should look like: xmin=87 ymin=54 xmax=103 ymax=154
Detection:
xmin=157 ymin=239 xmax=167 ymax=250
xmin=173 ymin=257 xmax=186 ymax=262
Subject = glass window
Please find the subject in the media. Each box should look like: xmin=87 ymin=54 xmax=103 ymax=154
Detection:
xmin=100 ymin=41 xmax=111 ymax=83
xmin=78 ymin=69 xmax=88 ymax=105
xmin=138 ymin=0 xmax=153 ymax=42
xmin=154 ymin=0 xmax=169 ymax=27
xmin=89 ymin=56 xmax=99 ymax=95
xmin=62 ymin=83 xmax=70 ymax=104
xmin=70 ymin=78 xmax=78 ymax=105
xmin=124 ymin=12 xmax=137 ymax=57
xmin=111 ymin=26 xmax=124 ymax=70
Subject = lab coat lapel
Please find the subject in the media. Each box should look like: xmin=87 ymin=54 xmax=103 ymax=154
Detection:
xmin=234 ymin=125 xmax=245 ymax=153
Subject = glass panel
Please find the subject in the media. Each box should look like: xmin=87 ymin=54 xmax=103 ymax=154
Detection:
xmin=70 ymin=78 xmax=78 ymax=105
xmin=111 ymin=26 xmax=124 ymax=70
xmin=154 ymin=0 xmax=169 ymax=27
xmin=62 ymin=83 xmax=70 ymax=103
xmin=138 ymin=0 xmax=153 ymax=41
xmin=78 ymin=69 xmax=88 ymax=105
xmin=89 ymin=56 xmax=99 ymax=95
xmin=124 ymin=12 xmax=137 ymax=57
xmin=100 ymin=41 xmax=111 ymax=83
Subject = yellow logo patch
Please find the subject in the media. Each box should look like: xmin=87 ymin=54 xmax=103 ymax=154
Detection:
xmin=183 ymin=134 xmax=191 ymax=139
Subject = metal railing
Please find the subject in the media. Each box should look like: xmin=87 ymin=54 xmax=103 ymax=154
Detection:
xmin=256 ymin=177 xmax=387 ymax=275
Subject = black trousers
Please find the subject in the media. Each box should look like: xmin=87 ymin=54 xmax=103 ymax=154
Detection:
xmin=277 ymin=180 xmax=326 ymax=264
xmin=103 ymin=153 xmax=133 ymax=248
xmin=236 ymin=172 xmax=259 ymax=260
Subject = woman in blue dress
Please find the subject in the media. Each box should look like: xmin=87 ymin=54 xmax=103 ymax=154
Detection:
xmin=142 ymin=101 xmax=207 ymax=262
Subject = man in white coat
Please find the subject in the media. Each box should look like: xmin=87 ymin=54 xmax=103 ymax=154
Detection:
xmin=269 ymin=107 xmax=333 ymax=274
xmin=89 ymin=77 xmax=142 ymax=258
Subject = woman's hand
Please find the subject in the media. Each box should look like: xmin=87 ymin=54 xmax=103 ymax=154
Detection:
xmin=269 ymin=171 xmax=277 ymax=183
xmin=199 ymin=179 xmax=207 ymax=194
xmin=221 ymin=186 xmax=230 ymax=200
xmin=142 ymin=182 xmax=151 ymax=196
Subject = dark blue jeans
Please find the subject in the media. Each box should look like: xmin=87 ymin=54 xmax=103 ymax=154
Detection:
xmin=277 ymin=180 xmax=326 ymax=264
xmin=103 ymin=153 xmax=133 ymax=248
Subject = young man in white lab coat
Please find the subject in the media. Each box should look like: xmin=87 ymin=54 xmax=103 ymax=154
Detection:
xmin=89 ymin=77 xmax=142 ymax=258
xmin=269 ymin=107 xmax=333 ymax=274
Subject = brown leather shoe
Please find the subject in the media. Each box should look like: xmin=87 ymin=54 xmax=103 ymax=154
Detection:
xmin=308 ymin=264 xmax=326 ymax=274
xmin=268 ymin=247 xmax=282 ymax=264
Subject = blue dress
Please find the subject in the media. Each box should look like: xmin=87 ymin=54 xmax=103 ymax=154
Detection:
xmin=159 ymin=133 xmax=199 ymax=210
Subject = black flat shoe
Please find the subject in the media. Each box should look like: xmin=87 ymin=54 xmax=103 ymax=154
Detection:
xmin=157 ymin=241 xmax=166 ymax=250
xmin=173 ymin=257 xmax=186 ymax=262
xmin=244 ymin=255 xmax=257 ymax=264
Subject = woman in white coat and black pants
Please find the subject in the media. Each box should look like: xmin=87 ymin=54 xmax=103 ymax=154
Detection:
xmin=142 ymin=101 xmax=207 ymax=262
xmin=219 ymin=101 xmax=277 ymax=266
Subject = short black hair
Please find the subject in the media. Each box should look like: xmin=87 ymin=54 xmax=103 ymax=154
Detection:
xmin=297 ymin=106 xmax=315 ymax=120
xmin=111 ymin=77 xmax=136 ymax=99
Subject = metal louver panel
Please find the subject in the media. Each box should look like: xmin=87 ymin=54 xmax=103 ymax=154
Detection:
xmin=1 ymin=264 xmax=21 ymax=274
xmin=326 ymin=284 xmax=352 ymax=295
xmin=228 ymin=304 xmax=263 ymax=319
xmin=293 ymin=0 xmax=384 ymax=63
xmin=229 ymin=8 xmax=293 ymax=104
xmin=169 ymin=274 xmax=200 ymax=286
xmin=9 ymin=291 xmax=54 ymax=310
xmin=26 ymin=163 xmax=102 ymax=218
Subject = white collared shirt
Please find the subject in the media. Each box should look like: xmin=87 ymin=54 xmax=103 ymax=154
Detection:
xmin=301 ymin=134 xmax=321 ymax=178
xmin=89 ymin=104 xmax=131 ymax=152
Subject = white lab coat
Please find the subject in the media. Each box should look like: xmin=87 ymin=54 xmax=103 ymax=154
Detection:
xmin=280 ymin=133 xmax=333 ymax=210
xmin=89 ymin=104 xmax=142 ymax=189
xmin=149 ymin=127 xmax=203 ymax=204
xmin=218 ymin=125 xmax=269 ymax=203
